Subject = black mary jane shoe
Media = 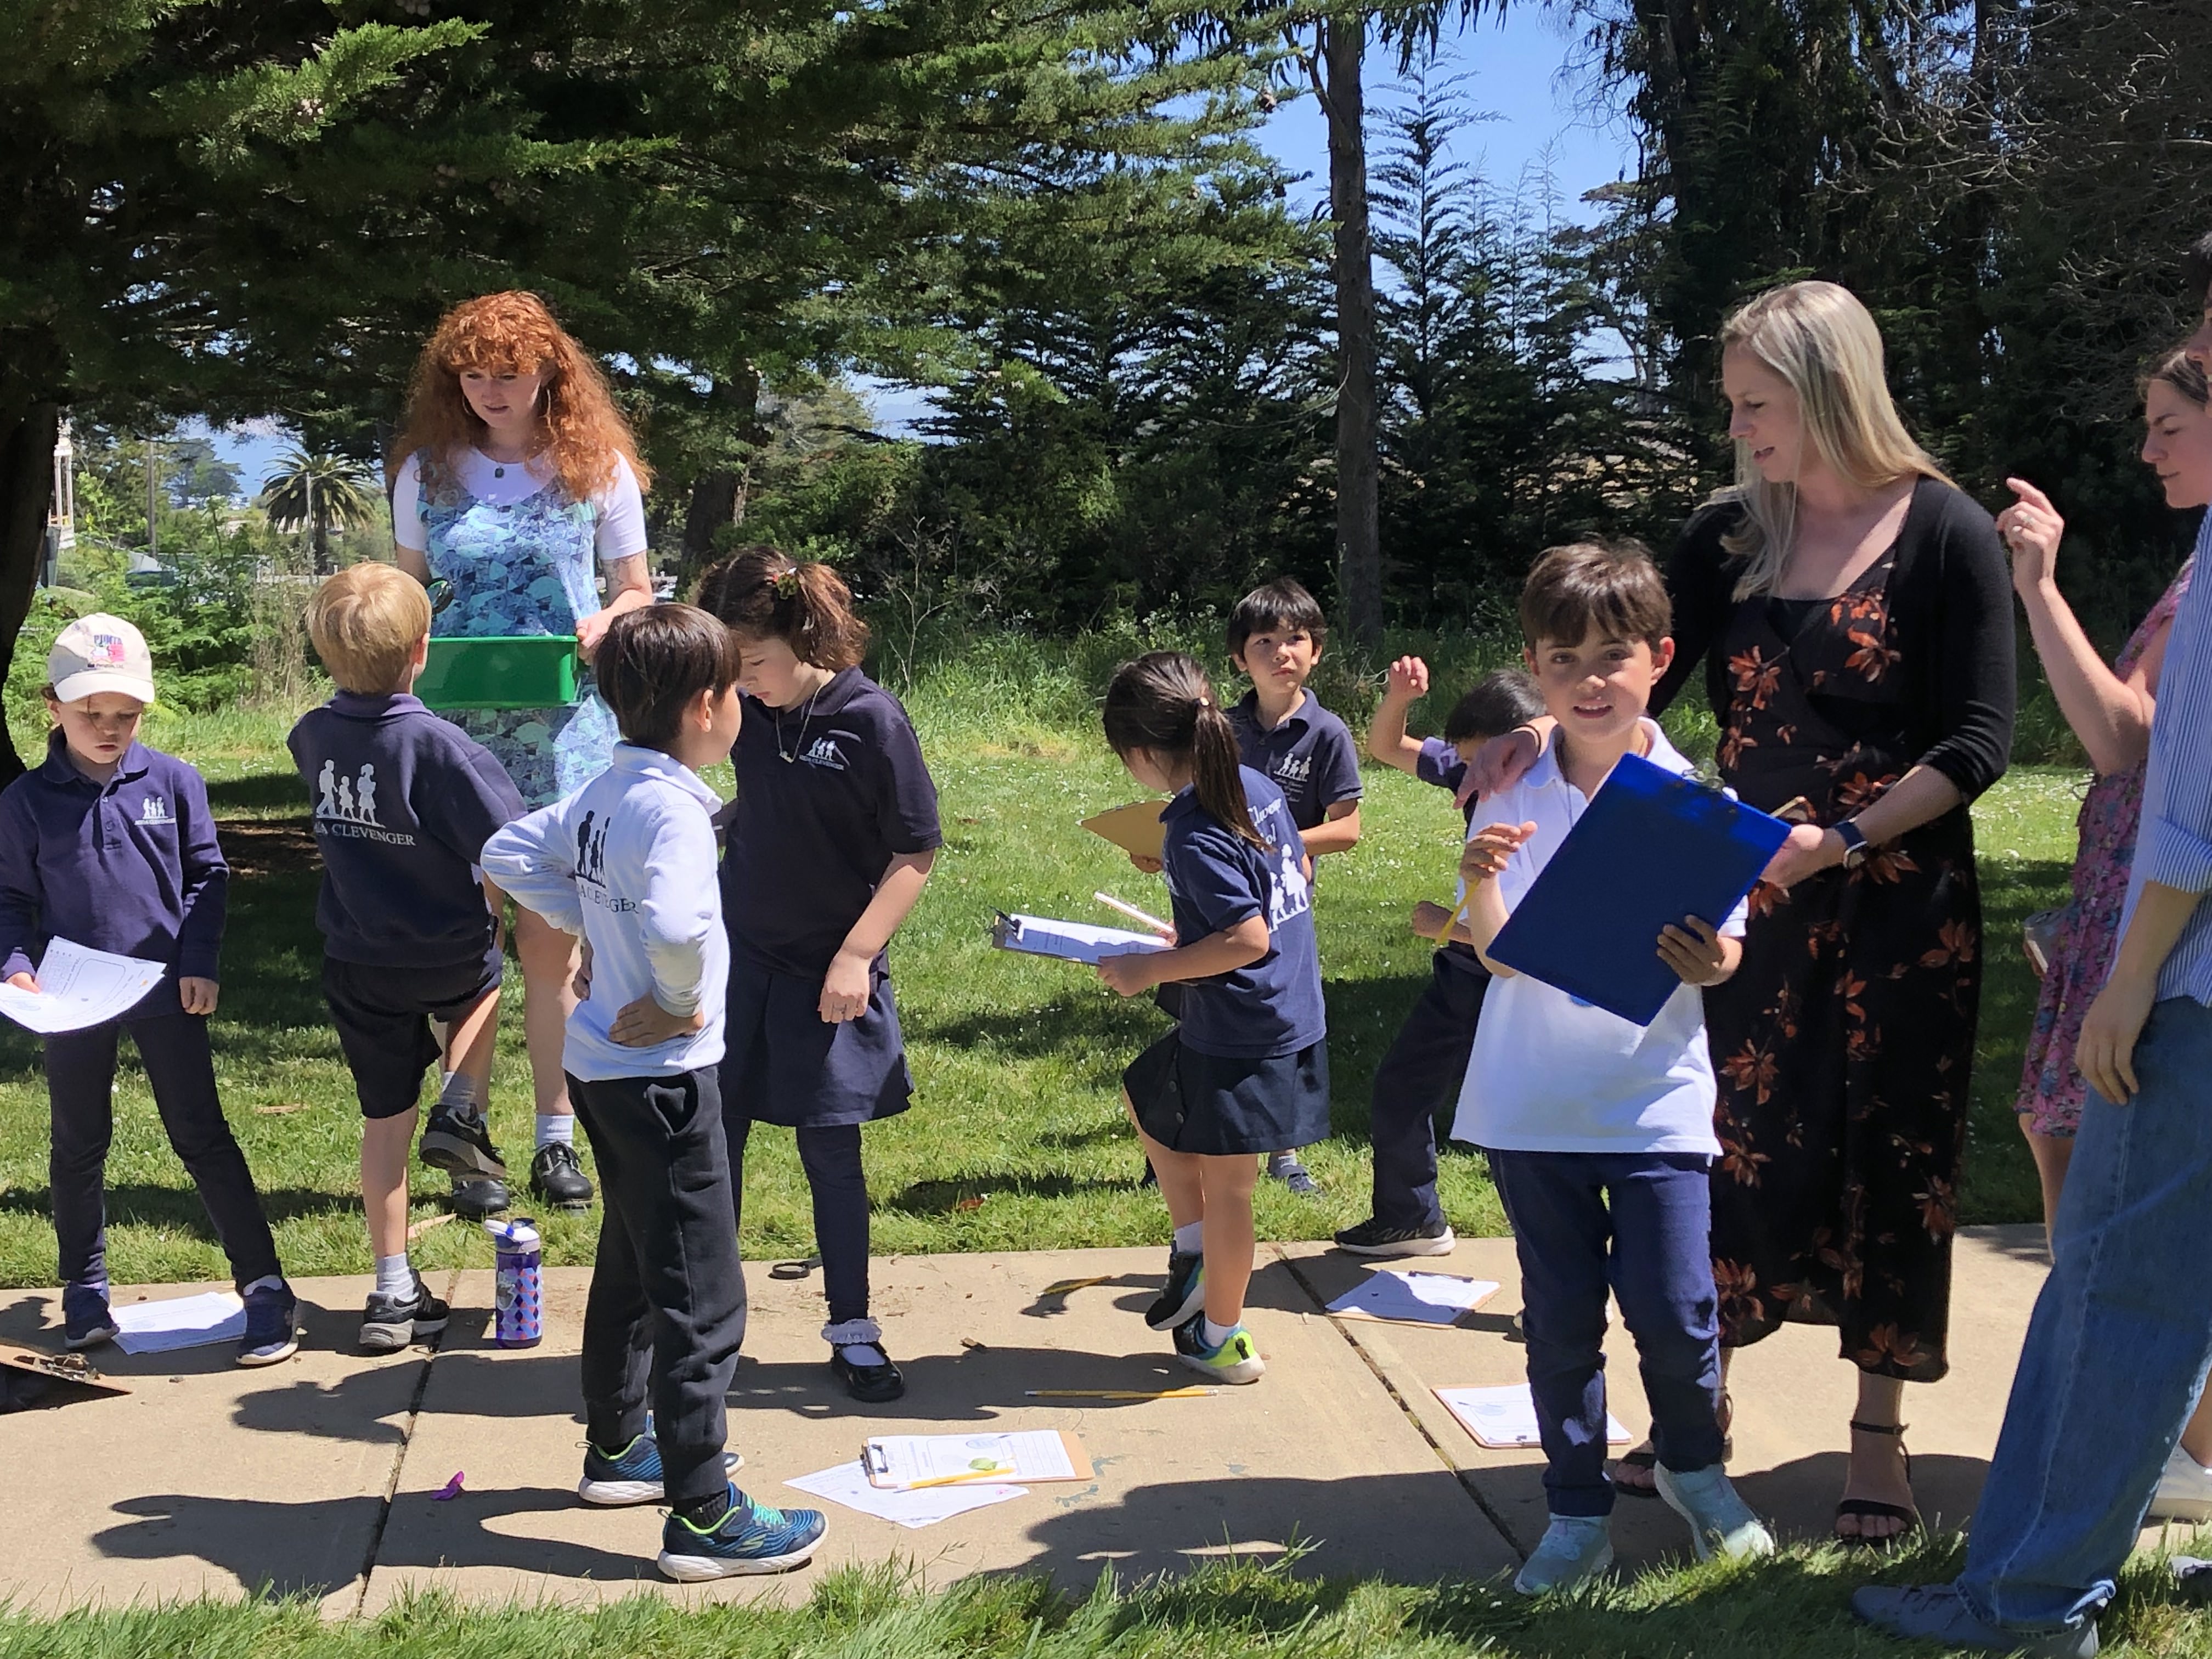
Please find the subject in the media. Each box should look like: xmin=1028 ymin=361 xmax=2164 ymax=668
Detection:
xmin=832 ymin=1345 xmax=907 ymax=1403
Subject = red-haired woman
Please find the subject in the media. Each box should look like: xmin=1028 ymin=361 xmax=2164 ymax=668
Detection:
xmin=389 ymin=291 xmax=654 ymax=1216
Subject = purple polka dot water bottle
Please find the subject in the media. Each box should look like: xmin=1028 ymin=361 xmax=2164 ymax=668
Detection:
xmin=486 ymin=1218 xmax=543 ymax=1347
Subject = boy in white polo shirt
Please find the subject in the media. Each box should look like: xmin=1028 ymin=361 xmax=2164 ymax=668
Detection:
xmin=1453 ymin=540 xmax=1773 ymax=1595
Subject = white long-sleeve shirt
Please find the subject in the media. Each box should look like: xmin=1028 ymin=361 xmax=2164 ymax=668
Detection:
xmin=481 ymin=743 xmax=727 ymax=1081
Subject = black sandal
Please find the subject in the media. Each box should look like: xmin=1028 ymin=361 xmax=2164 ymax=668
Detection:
xmin=1835 ymin=1418 xmax=1922 ymax=1545
xmin=1615 ymin=1395 xmax=1734 ymax=1499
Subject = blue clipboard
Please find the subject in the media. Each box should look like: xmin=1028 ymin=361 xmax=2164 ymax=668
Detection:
xmin=1487 ymin=751 xmax=1790 ymax=1027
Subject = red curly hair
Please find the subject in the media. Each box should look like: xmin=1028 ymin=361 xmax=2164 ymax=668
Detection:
xmin=390 ymin=291 xmax=652 ymax=504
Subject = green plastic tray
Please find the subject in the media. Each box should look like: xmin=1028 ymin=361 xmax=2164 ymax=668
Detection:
xmin=417 ymin=635 xmax=580 ymax=711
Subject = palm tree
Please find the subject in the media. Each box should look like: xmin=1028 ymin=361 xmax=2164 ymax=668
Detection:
xmin=261 ymin=448 xmax=379 ymax=575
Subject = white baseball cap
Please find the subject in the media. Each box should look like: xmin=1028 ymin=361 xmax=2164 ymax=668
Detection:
xmin=48 ymin=613 xmax=157 ymax=706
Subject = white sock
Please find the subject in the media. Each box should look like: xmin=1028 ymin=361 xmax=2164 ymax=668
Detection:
xmin=241 ymin=1274 xmax=286 ymax=1297
xmin=1201 ymin=1316 xmax=1238 ymax=1347
xmin=825 ymin=1317 xmax=885 ymax=1367
xmin=536 ymin=1113 xmax=573 ymax=1152
xmin=1172 ymin=1221 xmax=1204 ymax=1255
xmin=375 ymin=1254 xmax=414 ymax=1298
xmin=437 ymin=1072 xmax=481 ymax=1114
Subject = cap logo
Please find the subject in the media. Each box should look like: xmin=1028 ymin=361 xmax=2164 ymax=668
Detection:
xmin=89 ymin=634 xmax=129 ymax=665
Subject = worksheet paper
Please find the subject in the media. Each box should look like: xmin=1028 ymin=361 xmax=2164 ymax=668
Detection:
xmin=1435 ymin=1384 xmax=1631 ymax=1449
xmin=111 ymin=1290 xmax=247 ymax=1355
xmin=787 ymin=1460 xmax=1029 ymax=1528
xmin=864 ymin=1430 xmax=1079 ymax=1489
xmin=990 ymin=915 xmax=1170 ymax=966
xmin=1325 ymin=1269 xmax=1500 ymax=1326
xmin=0 ymin=939 xmax=167 ymax=1035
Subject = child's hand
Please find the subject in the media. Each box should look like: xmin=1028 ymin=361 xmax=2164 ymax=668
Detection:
xmin=1459 ymin=821 xmax=1536 ymax=885
xmin=572 ymin=942 xmax=594 ymax=1001
xmin=819 ymin=949 xmax=872 ymax=1024
xmin=5 ymin=972 xmax=38 ymax=994
xmin=610 ymin=991 xmax=704 ymax=1047
xmin=1465 ymin=726 xmax=1544 ymax=799
xmin=1384 ymin=656 xmax=1430 ymax=702
xmin=1657 ymin=917 xmax=1730 ymax=986
xmin=179 ymin=977 xmax=220 ymax=1016
xmin=1410 ymin=899 xmax=1454 ymax=940
xmin=1128 ymin=851 xmax=1164 ymax=874
xmin=1097 ymin=951 xmax=1159 ymax=998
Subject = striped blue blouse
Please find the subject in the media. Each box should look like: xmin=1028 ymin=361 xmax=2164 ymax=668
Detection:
xmin=2118 ymin=511 xmax=2212 ymax=1005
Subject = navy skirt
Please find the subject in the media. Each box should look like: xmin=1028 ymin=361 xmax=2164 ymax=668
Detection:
xmin=1122 ymin=1030 xmax=1330 ymax=1156
xmin=722 ymin=950 xmax=913 ymax=1128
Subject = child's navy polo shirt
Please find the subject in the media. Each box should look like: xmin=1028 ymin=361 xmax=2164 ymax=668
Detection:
xmin=720 ymin=668 xmax=943 ymax=978
xmin=1415 ymin=736 xmax=1477 ymax=827
xmin=1159 ymin=766 xmax=1326 ymax=1058
xmin=1228 ymin=691 xmax=1363 ymax=833
xmin=0 ymin=733 xmax=227 ymax=1003
xmin=286 ymin=692 xmax=525 ymax=967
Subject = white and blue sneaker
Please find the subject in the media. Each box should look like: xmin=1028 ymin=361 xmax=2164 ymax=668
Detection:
xmin=1145 ymin=1249 xmax=1205 ymax=1331
xmin=237 ymin=1283 xmax=300 ymax=1367
xmin=1171 ymin=1313 xmax=1266 ymax=1384
xmin=578 ymin=1431 xmax=743 ymax=1505
xmin=1513 ymin=1514 xmax=1614 ymax=1595
xmin=1654 ymin=1462 xmax=1775 ymax=1562
xmin=657 ymin=1484 xmax=826 ymax=1581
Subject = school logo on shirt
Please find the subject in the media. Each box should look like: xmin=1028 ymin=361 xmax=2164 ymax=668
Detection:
xmin=575 ymin=810 xmax=610 ymax=887
xmin=1256 ymin=799 xmax=1312 ymax=929
xmin=137 ymin=794 xmax=172 ymax=825
xmin=312 ymin=758 xmax=415 ymax=845
xmin=797 ymin=736 xmax=848 ymax=771
xmin=1272 ymin=754 xmax=1313 ymax=785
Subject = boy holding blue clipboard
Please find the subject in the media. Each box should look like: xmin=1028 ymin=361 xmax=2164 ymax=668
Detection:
xmin=1451 ymin=541 xmax=1775 ymax=1594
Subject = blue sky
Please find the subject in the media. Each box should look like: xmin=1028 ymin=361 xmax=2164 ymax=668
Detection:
xmin=205 ymin=8 xmax=1635 ymax=487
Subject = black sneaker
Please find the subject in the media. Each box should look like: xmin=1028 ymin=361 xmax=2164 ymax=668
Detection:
xmin=450 ymin=1173 xmax=509 ymax=1219
xmin=360 ymin=1271 xmax=449 ymax=1353
xmin=1144 ymin=1248 xmax=1206 ymax=1331
xmin=529 ymin=1141 xmax=594 ymax=1210
xmin=420 ymin=1106 xmax=507 ymax=1181
xmin=830 ymin=1344 xmax=906 ymax=1403
xmin=1334 ymin=1217 xmax=1458 ymax=1258
xmin=1267 ymin=1151 xmax=1321 ymax=1196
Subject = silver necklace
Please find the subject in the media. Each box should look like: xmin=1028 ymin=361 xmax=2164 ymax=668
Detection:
xmin=775 ymin=686 xmax=823 ymax=764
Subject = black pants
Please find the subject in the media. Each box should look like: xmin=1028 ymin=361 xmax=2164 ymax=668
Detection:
xmin=727 ymin=1116 xmax=870 ymax=1327
xmin=566 ymin=1068 xmax=747 ymax=1506
xmin=47 ymin=1011 xmax=282 ymax=1292
xmin=1369 ymin=947 xmax=1489 ymax=1229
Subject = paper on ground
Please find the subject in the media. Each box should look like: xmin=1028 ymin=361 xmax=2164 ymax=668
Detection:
xmin=112 ymin=1290 xmax=246 ymax=1354
xmin=991 ymin=914 xmax=1170 ymax=966
xmin=1436 ymin=1383 xmax=1630 ymax=1448
xmin=0 ymin=939 xmax=167 ymax=1035
xmin=787 ymin=1460 xmax=1028 ymax=1528
xmin=1326 ymin=1269 xmax=1500 ymax=1325
xmin=864 ymin=1429 xmax=1078 ymax=1488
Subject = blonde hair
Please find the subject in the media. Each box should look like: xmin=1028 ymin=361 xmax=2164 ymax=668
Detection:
xmin=307 ymin=563 xmax=432 ymax=694
xmin=1714 ymin=281 xmax=1951 ymax=599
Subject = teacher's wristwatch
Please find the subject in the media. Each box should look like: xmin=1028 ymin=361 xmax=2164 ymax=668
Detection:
xmin=1832 ymin=819 xmax=1871 ymax=870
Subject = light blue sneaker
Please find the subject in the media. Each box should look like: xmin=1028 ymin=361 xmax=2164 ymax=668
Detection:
xmin=657 ymin=1485 xmax=826 ymax=1581
xmin=1655 ymin=1462 xmax=1775 ymax=1561
xmin=1513 ymin=1513 xmax=1613 ymax=1595
xmin=578 ymin=1430 xmax=743 ymax=1505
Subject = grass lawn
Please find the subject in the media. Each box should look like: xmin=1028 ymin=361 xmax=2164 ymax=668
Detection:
xmin=0 ymin=687 xmax=2077 ymax=1287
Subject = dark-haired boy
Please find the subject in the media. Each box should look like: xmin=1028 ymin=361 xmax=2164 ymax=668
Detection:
xmin=1225 ymin=577 xmax=1362 ymax=1193
xmin=1335 ymin=658 xmax=1545 ymax=1257
xmin=482 ymin=603 xmax=826 ymax=1581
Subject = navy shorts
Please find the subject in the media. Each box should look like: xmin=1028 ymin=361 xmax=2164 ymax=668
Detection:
xmin=1122 ymin=1030 xmax=1330 ymax=1156
xmin=323 ymin=947 xmax=504 ymax=1120
xmin=721 ymin=950 xmax=913 ymax=1129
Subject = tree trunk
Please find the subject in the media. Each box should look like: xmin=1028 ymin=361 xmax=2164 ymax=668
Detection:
xmin=1322 ymin=13 xmax=1383 ymax=651
xmin=677 ymin=369 xmax=766 ymax=590
xmin=0 ymin=401 xmax=60 ymax=791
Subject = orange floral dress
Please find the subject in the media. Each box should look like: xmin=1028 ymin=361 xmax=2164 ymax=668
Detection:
xmin=1703 ymin=546 xmax=1980 ymax=1383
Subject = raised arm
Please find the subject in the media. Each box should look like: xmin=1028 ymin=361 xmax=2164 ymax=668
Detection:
xmin=1368 ymin=656 xmax=1431 ymax=772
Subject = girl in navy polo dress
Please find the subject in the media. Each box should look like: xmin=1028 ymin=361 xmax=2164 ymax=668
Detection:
xmin=1093 ymin=652 xmax=1329 ymax=1385
xmin=694 ymin=549 xmax=941 ymax=1402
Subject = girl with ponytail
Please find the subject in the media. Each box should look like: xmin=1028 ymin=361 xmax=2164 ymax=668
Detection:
xmin=1096 ymin=651 xmax=1330 ymax=1385
xmin=693 ymin=548 xmax=941 ymax=1404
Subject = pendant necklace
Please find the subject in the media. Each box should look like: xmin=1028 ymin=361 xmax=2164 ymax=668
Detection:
xmin=776 ymin=686 xmax=823 ymax=764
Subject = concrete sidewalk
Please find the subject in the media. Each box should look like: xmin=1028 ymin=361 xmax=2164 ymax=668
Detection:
xmin=0 ymin=1226 xmax=2161 ymax=1615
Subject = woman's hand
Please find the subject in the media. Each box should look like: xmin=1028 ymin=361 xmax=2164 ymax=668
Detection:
xmin=610 ymin=991 xmax=704 ymax=1047
xmin=1462 ymin=725 xmax=1544 ymax=805
xmin=1760 ymin=822 xmax=1842 ymax=890
xmin=1460 ymin=821 xmax=1536 ymax=886
xmin=819 ymin=949 xmax=873 ymax=1024
xmin=575 ymin=608 xmax=617 ymax=663
xmin=1658 ymin=917 xmax=1732 ymax=987
xmin=1097 ymin=951 xmax=1160 ymax=998
xmin=1996 ymin=478 xmax=2064 ymax=596
xmin=2076 ymin=970 xmax=2158 ymax=1104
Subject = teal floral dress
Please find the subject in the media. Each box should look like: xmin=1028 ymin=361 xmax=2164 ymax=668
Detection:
xmin=419 ymin=468 xmax=622 ymax=807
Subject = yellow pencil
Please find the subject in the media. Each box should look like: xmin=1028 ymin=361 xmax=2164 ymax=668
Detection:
xmin=1025 ymin=1387 xmax=1215 ymax=1400
xmin=905 ymin=1466 xmax=1015 ymax=1490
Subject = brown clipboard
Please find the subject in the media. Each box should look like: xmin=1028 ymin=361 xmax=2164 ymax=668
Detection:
xmin=1080 ymin=799 xmax=1169 ymax=861
xmin=3 ymin=1345 xmax=131 ymax=1396
xmin=862 ymin=1429 xmax=1093 ymax=1489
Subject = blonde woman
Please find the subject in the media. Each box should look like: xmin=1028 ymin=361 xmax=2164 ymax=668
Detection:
xmin=1476 ymin=281 xmax=2015 ymax=1541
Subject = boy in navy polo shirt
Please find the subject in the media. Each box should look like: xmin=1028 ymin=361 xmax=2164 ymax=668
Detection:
xmin=1225 ymin=577 xmax=1361 ymax=1193
xmin=289 ymin=565 xmax=526 ymax=1352
xmin=0 ymin=614 xmax=296 ymax=1364
xmin=1336 ymin=659 xmax=1545 ymax=1257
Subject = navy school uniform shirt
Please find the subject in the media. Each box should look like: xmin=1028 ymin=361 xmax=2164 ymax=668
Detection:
xmin=1228 ymin=690 xmax=1363 ymax=834
xmin=1159 ymin=766 xmax=1327 ymax=1059
xmin=0 ymin=733 xmax=227 ymax=1013
xmin=720 ymin=667 xmax=943 ymax=978
xmin=286 ymin=692 xmax=526 ymax=967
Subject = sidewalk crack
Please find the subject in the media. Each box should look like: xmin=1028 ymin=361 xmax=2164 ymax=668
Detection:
xmin=347 ymin=1265 xmax=456 ymax=1615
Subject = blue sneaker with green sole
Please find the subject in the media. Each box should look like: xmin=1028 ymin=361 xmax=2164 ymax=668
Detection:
xmin=657 ymin=1485 xmax=826 ymax=1581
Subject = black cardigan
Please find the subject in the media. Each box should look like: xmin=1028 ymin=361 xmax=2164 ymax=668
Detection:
xmin=1651 ymin=477 xmax=2017 ymax=800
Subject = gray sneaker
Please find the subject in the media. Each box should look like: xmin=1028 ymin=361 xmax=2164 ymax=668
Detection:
xmin=1850 ymin=1584 xmax=2097 ymax=1659
xmin=1513 ymin=1514 xmax=1613 ymax=1596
